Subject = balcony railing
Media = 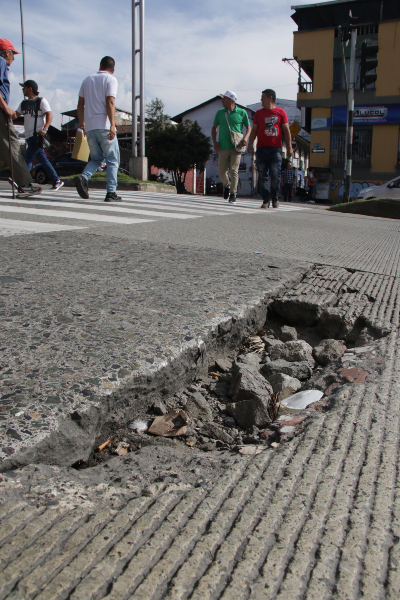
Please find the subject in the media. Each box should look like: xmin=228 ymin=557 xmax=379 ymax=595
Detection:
xmin=298 ymin=81 xmax=313 ymax=93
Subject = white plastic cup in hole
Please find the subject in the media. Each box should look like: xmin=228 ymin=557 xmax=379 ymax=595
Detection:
xmin=280 ymin=389 xmax=323 ymax=410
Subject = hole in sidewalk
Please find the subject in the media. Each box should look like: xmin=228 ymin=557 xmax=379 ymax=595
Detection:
xmin=73 ymin=295 xmax=386 ymax=475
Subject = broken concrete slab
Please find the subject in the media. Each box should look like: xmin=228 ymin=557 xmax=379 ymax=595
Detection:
xmin=229 ymin=363 xmax=274 ymax=404
xmin=227 ymin=396 xmax=272 ymax=429
xmin=199 ymin=423 xmax=234 ymax=445
xmin=268 ymin=340 xmax=315 ymax=368
xmin=215 ymin=358 xmax=233 ymax=373
xmin=185 ymin=392 xmax=213 ymax=422
xmin=267 ymin=373 xmax=302 ymax=401
xmin=313 ymin=339 xmax=347 ymax=366
xmin=236 ymin=352 xmax=261 ymax=370
xmin=280 ymin=325 xmax=298 ymax=341
xmin=262 ymin=337 xmax=285 ymax=351
xmin=261 ymin=359 xmax=313 ymax=381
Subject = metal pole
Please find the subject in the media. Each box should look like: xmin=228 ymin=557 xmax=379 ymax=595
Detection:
xmin=132 ymin=1 xmax=138 ymax=158
xmin=139 ymin=0 xmax=145 ymax=157
xmin=339 ymin=28 xmax=349 ymax=185
xmin=344 ymin=28 xmax=357 ymax=203
xmin=20 ymin=0 xmax=26 ymax=83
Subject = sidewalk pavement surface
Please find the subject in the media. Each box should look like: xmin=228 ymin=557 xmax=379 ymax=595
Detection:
xmin=0 ymin=186 xmax=400 ymax=599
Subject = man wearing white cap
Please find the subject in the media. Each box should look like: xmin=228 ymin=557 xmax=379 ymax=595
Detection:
xmin=211 ymin=91 xmax=251 ymax=203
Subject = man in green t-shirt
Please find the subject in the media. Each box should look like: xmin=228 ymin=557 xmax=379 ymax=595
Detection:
xmin=211 ymin=90 xmax=251 ymax=203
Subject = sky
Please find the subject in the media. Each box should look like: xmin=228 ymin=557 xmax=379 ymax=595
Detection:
xmin=3 ymin=0 xmax=324 ymax=129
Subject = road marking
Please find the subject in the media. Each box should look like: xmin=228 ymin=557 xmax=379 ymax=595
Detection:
xmin=0 ymin=218 xmax=86 ymax=237
xmin=0 ymin=205 xmax=155 ymax=225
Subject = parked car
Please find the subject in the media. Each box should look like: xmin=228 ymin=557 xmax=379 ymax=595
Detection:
xmin=206 ymin=177 xmax=217 ymax=195
xmin=32 ymin=152 xmax=87 ymax=184
xmin=31 ymin=152 xmax=129 ymax=184
xmin=355 ymin=176 xmax=400 ymax=200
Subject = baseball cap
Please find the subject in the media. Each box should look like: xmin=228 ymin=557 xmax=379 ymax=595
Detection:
xmin=0 ymin=39 xmax=21 ymax=54
xmin=20 ymin=80 xmax=39 ymax=94
xmin=220 ymin=90 xmax=237 ymax=102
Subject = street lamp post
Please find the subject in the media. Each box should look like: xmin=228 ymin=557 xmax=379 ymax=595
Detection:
xmin=129 ymin=0 xmax=148 ymax=180
xmin=20 ymin=0 xmax=26 ymax=83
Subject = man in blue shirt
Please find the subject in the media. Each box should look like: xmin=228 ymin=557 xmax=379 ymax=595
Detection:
xmin=0 ymin=38 xmax=41 ymax=197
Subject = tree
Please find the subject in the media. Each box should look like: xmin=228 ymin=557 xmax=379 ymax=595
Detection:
xmin=145 ymin=97 xmax=170 ymax=131
xmin=147 ymin=120 xmax=212 ymax=193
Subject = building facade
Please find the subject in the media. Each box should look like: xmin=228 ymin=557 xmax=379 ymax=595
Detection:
xmin=292 ymin=0 xmax=400 ymax=201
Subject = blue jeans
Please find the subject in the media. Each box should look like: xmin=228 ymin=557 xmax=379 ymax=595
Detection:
xmin=24 ymin=136 xmax=59 ymax=182
xmin=82 ymin=129 xmax=120 ymax=193
xmin=256 ymin=146 xmax=282 ymax=203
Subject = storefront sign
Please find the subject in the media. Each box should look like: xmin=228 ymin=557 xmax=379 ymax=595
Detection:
xmin=332 ymin=105 xmax=400 ymax=126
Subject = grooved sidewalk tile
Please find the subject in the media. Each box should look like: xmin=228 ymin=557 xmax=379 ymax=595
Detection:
xmin=0 ymin=508 xmax=67 ymax=574
xmin=70 ymin=491 xmax=182 ymax=600
xmin=0 ymin=503 xmax=43 ymax=551
xmin=0 ymin=509 xmax=88 ymax=600
xmin=165 ymin=452 xmax=273 ymax=600
xmin=131 ymin=460 xmax=248 ymax=600
xmin=16 ymin=508 xmax=117 ymax=600
xmin=188 ymin=439 xmax=301 ymax=600
xmin=34 ymin=495 xmax=155 ymax=600
xmin=106 ymin=488 xmax=206 ymax=600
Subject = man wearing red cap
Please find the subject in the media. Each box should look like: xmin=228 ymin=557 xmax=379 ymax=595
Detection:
xmin=0 ymin=39 xmax=41 ymax=197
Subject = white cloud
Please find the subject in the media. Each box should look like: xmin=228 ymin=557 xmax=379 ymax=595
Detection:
xmin=3 ymin=0 xmax=324 ymax=128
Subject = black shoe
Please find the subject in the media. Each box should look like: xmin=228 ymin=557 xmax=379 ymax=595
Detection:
xmin=272 ymin=198 xmax=279 ymax=208
xmin=260 ymin=202 xmax=269 ymax=209
xmin=229 ymin=193 xmax=237 ymax=203
xmin=223 ymin=186 xmax=230 ymax=200
xmin=104 ymin=192 xmax=122 ymax=202
xmin=74 ymin=175 xmax=89 ymax=199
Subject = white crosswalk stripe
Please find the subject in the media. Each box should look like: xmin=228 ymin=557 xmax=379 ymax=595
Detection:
xmin=0 ymin=186 xmax=308 ymax=237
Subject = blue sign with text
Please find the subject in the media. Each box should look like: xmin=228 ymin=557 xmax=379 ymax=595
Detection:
xmin=332 ymin=105 xmax=400 ymax=126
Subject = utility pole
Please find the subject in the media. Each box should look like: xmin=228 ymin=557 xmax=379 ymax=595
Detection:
xmin=343 ymin=28 xmax=357 ymax=203
xmin=20 ymin=0 xmax=26 ymax=83
xmin=130 ymin=0 xmax=147 ymax=180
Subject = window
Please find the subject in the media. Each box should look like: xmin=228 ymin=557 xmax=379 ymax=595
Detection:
xmin=333 ymin=58 xmax=376 ymax=91
xmin=330 ymin=129 xmax=372 ymax=166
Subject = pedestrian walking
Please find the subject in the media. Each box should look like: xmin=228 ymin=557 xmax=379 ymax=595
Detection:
xmin=0 ymin=39 xmax=41 ymax=197
xmin=281 ymin=161 xmax=296 ymax=202
xmin=247 ymin=89 xmax=292 ymax=209
xmin=306 ymin=169 xmax=316 ymax=200
xmin=211 ymin=91 xmax=251 ymax=203
xmin=75 ymin=56 xmax=121 ymax=202
xmin=14 ymin=80 xmax=63 ymax=191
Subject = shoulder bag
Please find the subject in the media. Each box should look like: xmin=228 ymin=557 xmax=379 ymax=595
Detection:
xmin=224 ymin=111 xmax=246 ymax=153
xmin=33 ymin=98 xmax=50 ymax=149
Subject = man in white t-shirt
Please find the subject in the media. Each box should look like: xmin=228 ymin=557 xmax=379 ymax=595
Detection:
xmin=75 ymin=56 xmax=121 ymax=202
xmin=14 ymin=79 xmax=63 ymax=191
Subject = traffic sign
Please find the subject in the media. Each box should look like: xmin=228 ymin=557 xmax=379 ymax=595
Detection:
xmin=291 ymin=141 xmax=298 ymax=152
xmin=289 ymin=121 xmax=301 ymax=138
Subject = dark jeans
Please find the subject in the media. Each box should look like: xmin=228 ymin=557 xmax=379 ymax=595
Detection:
xmin=256 ymin=146 xmax=282 ymax=203
xmin=308 ymin=185 xmax=314 ymax=200
xmin=25 ymin=136 xmax=59 ymax=182
xmin=283 ymin=182 xmax=293 ymax=202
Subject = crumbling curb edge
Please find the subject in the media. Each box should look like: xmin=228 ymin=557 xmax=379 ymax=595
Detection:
xmin=0 ymin=268 xmax=311 ymax=472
